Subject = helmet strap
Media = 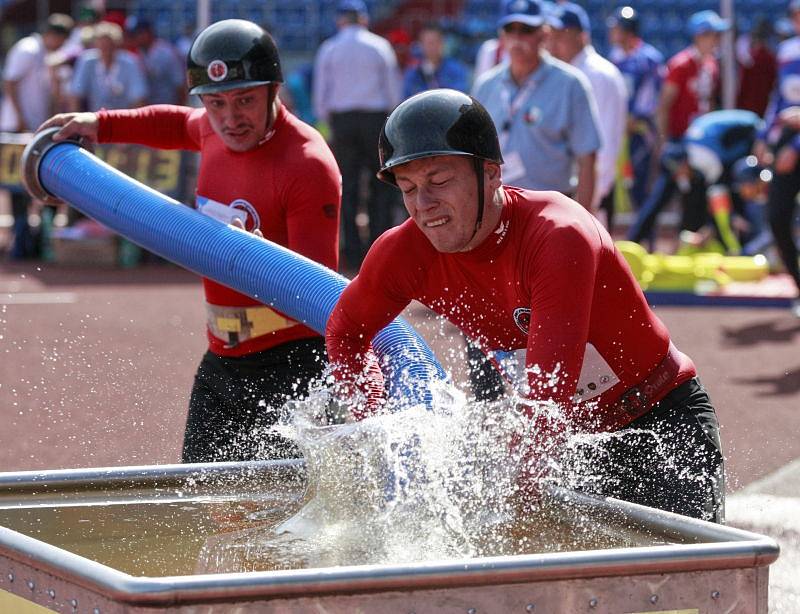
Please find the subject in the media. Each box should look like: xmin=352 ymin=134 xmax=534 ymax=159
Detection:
xmin=469 ymin=157 xmax=485 ymax=243
xmin=258 ymin=84 xmax=280 ymax=145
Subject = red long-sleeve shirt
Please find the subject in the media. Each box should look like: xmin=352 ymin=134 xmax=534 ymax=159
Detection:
xmin=97 ymin=104 xmax=341 ymax=356
xmin=664 ymin=47 xmax=720 ymax=139
xmin=326 ymin=187 xmax=695 ymax=432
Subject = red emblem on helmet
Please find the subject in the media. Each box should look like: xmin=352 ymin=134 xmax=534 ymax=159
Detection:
xmin=207 ymin=60 xmax=228 ymax=82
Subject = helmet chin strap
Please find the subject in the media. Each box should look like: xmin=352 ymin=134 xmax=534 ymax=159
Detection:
xmin=258 ymin=84 xmax=280 ymax=145
xmin=465 ymin=157 xmax=485 ymax=247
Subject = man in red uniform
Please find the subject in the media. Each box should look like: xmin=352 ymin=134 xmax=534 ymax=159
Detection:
xmin=658 ymin=10 xmax=728 ymax=142
xmin=40 ymin=20 xmax=341 ymax=463
xmin=326 ymin=89 xmax=724 ymax=521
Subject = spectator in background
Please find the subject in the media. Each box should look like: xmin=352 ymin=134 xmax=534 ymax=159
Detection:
xmin=657 ymin=10 xmax=728 ymax=144
xmin=68 ymin=21 xmax=148 ymax=112
xmin=607 ymin=6 xmax=665 ymax=210
xmin=551 ymin=3 xmax=628 ymax=230
xmin=387 ymin=28 xmax=414 ymax=70
xmin=1 ymin=13 xmax=74 ymax=260
xmin=753 ymin=0 xmax=800 ymax=317
xmin=2 ymin=14 xmax=74 ymax=132
xmin=59 ymin=2 xmax=100 ymax=62
xmin=403 ymin=22 xmax=469 ymax=98
xmin=736 ymin=19 xmax=777 ymax=117
xmin=472 ymin=0 xmax=600 ymax=209
xmin=628 ymin=109 xmax=762 ymax=254
xmin=313 ymin=0 xmax=402 ymax=269
xmin=125 ymin=17 xmax=185 ymax=105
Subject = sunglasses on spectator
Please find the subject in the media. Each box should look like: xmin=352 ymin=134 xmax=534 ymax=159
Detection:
xmin=502 ymin=22 xmax=540 ymax=35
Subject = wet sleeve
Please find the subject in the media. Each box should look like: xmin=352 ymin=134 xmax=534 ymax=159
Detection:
xmin=523 ymin=221 xmax=600 ymax=409
xmin=97 ymin=105 xmax=201 ymax=151
xmin=325 ymin=238 xmax=415 ymax=416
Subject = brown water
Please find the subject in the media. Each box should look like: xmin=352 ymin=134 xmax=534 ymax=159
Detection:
xmin=0 ymin=488 xmax=671 ymax=577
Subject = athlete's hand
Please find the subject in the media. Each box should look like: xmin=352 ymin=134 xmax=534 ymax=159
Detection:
xmin=36 ymin=112 xmax=100 ymax=144
xmin=229 ymin=217 xmax=263 ymax=238
xmin=774 ymin=144 xmax=799 ymax=175
xmin=752 ymin=140 xmax=773 ymax=167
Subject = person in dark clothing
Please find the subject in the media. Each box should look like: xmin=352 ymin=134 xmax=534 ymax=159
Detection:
xmin=628 ymin=109 xmax=762 ymax=253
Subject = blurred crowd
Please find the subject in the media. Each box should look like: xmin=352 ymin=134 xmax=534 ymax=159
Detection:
xmin=0 ymin=0 xmax=798 ymax=298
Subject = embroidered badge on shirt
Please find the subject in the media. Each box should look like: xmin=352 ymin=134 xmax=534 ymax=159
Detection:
xmin=230 ymin=199 xmax=261 ymax=231
xmin=513 ymin=307 xmax=531 ymax=334
xmin=524 ymin=106 xmax=541 ymax=124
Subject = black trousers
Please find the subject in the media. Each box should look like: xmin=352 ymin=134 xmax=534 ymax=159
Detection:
xmin=626 ymin=171 xmax=710 ymax=245
xmin=565 ymin=378 xmax=725 ymax=522
xmin=181 ymin=337 xmax=326 ymax=463
xmin=9 ymin=191 xmax=34 ymax=260
xmin=768 ymin=130 xmax=800 ymax=296
xmin=330 ymin=110 xmax=398 ymax=268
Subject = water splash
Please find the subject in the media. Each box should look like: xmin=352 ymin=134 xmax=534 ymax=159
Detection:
xmin=194 ymin=371 xmax=717 ymax=572
xmin=229 ymin=378 xmax=593 ymax=568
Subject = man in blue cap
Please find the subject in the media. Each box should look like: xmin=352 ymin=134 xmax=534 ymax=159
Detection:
xmin=313 ymin=0 xmax=402 ymax=270
xmin=551 ymin=3 xmax=628 ymax=230
xmin=472 ymin=0 xmax=601 ymax=210
xmin=607 ymin=6 xmax=665 ymax=211
xmin=657 ymin=10 xmax=728 ymax=143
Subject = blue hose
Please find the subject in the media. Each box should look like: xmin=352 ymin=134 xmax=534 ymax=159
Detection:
xmin=36 ymin=142 xmax=447 ymax=407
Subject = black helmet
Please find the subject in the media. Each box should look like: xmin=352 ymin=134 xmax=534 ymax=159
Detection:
xmin=607 ymin=6 xmax=639 ymax=35
xmin=187 ymin=19 xmax=283 ymax=95
xmin=378 ymin=89 xmax=503 ymax=185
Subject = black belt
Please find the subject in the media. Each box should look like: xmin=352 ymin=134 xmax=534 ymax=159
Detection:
xmin=617 ymin=342 xmax=685 ymax=421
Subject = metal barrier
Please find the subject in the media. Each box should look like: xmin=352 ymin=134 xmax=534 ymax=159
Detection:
xmin=0 ymin=461 xmax=780 ymax=613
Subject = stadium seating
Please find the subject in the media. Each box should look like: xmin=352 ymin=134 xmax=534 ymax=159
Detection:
xmin=127 ymin=0 xmax=788 ymax=62
xmin=127 ymin=0 xmax=391 ymax=53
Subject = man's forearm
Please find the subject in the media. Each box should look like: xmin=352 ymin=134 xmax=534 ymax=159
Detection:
xmin=575 ymin=152 xmax=597 ymax=210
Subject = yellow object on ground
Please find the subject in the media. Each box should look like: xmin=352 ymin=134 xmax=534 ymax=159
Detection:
xmin=615 ymin=241 xmax=769 ymax=293
xmin=0 ymin=589 xmax=51 ymax=613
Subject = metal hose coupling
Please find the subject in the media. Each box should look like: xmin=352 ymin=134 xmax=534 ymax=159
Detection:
xmin=21 ymin=127 xmax=85 ymax=205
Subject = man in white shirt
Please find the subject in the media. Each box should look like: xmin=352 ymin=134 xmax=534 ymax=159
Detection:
xmin=1 ymin=14 xmax=73 ymax=260
xmin=551 ymin=3 xmax=628 ymax=230
xmin=312 ymin=0 xmax=403 ymax=269
xmin=1 ymin=14 xmax=74 ymax=132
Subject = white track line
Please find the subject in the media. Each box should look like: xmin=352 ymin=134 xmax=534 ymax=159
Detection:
xmin=0 ymin=293 xmax=78 ymax=305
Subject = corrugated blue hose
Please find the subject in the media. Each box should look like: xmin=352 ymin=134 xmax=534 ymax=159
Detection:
xmin=37 ymin=142 xmax=447 ymax=408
